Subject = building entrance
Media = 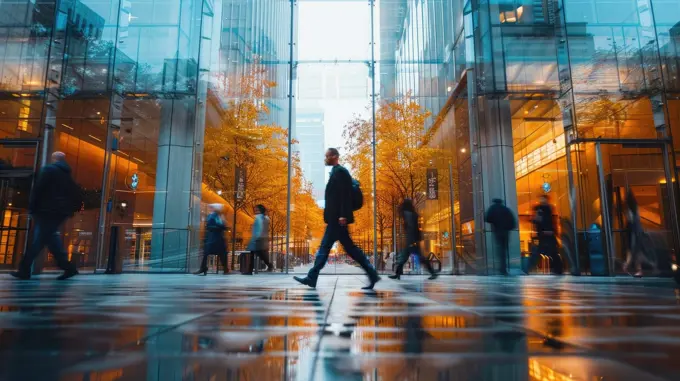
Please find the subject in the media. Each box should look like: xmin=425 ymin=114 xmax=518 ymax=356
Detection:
xmin=0 ymin=139 xmax=40 ymax=269
xmin=571 ymin=141 xmax=679 ymax=276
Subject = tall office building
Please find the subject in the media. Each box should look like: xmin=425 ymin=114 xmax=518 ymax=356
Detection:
xmin=295 ymin=109 xmax=325 ymax=204
xmin=0 ymin=0 xmax=679 ymax=278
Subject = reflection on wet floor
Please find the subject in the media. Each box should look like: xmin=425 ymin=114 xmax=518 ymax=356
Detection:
xmin=0 ymin=274 xmax=678 ymax=380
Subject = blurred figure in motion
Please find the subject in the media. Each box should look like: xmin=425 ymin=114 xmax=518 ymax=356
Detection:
xmin=11 ymin=151 xmax=80 ymax=280
xmin=559 ymin=217 xmax=578 ymax=275
xmin=623 ymin=190 xmax=656 ymax=277
xmin=484 ymin=198 xmax=516 ymax=275
xmin=244 ymin=204 xmax=273 ymax=274
xmin=388 ymin=199 xmax=437 ymax=280
xmin=195 ymin=203 xmax=228 ymax=275
xmin=532 ymin=194 xmax=562 ymax=274
xmin=294 ymin=148 xmax=380 ymax=290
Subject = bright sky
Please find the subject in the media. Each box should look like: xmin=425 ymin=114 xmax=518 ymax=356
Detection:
xmin=297 ymin=1 xmax=380 ymax=188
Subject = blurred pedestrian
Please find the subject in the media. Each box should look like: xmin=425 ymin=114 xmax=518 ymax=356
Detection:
xmin=294 ymin=148 xmax=380 ymax=290
xmin=388 ymin=199 xmax=437 ymax=280
xmin=485 ymin=198 xmax=516 ymax=275
xmin=623 ymin=190 xmax=656 ymax=277
xmin=245 ymin=204 xmax=273 ymax=274
xmin=195 ymin=203 xmax=228 ymax=275
xmin=532 ymin=194 xmax=562 ymax=274
xmin=11 ymin=152 xmax=80 ymax=280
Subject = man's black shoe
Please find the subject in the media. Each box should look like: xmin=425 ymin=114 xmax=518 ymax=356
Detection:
xmin=10 ymin=271 xmax=30 ymax=280
xmin=56 ymin=270 xmax=78 ymax=280
xmin=361 ymin=276 xmax=381 ymax=290
xmin=293 ymin=276 xmax=316 ymax=288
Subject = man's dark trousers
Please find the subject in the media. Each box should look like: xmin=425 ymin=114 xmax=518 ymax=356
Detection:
xmin=18 ymin=215 xmax=75 ymax=274
xmin=494 ymin=230 xmax=509 ymax=275
xmin=307 ymin=222 xmax=378 ymax=283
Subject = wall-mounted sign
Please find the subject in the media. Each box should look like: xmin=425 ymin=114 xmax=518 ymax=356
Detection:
xmin=542 ymin=181 xmax=552 ymax=193
xmin=127 ymin=172 xmax=139 ymax=191
xmin=235 ymin=167 xmax=246 ymax=201
xmin=426 ymin=168 xmax=438 ymax=200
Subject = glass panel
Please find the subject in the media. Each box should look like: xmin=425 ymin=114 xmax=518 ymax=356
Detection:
xmin=49 ymin=98 xmax=109 ymax=271
xmin=201 ymin=0 xmax=292 ymax=274
xmin=602 ymin=144 xmax=676 ymax=275
xmin=290 ymin=0 xmax=372 ymax=275
xmin=512 ymin=99 xmax=572 ymax=274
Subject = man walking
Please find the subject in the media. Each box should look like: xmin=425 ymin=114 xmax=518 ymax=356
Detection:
xmin=484 ymin=198 xmax=516 ymax=275
xmin=532 ymin=194 xmax=562 ymax=274
xmin=294 ymin=148 xmax=380 ymax=290
xmin=11 ymin=152 xmax=80 ymax=280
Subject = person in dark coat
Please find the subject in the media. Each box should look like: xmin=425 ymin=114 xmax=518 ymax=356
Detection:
xmin=485 ymin=198 xmax=516 ymax=275
xmin=294 ymin=148 xmax=380 ymax=290
xmin=623 ymin=189 xmax=656 ymax=277
xmin=195 ymin=203 xmax=228 ymax=275
xmin=244 ymin=204 xmax=273 ymax=274
xmin=532 ymin=194 xmax=561 ymax=274
xmin=11 ymin=152 xmax=79 ymax=280
xmin=388 ymin=199 xmax=437 ymax=280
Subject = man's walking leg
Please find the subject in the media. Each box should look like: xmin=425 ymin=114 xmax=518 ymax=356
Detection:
xmin=256 ymin=250 xmax=273 ymax=271
xmin=14 ymin=219 xmax=49 ymax=278
xmin=389 ymin=247 xmax=409 ymax=279
xmin=496 ymin=232 xmax=509 ymax=275
xmin=295 ymin=225 xmax=335 ymax=288
xmin=45 ymin=221 xmax=78 ymax=280
xmin=338 ymin=226 xmax=379 ymax=289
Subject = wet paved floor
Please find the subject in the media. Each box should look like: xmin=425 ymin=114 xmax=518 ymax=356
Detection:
xmin=0 ymin=271 xmax=679 ymax=381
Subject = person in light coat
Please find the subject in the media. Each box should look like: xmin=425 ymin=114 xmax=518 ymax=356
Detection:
xmin=245 ymin=204 xmax=273 ymax=274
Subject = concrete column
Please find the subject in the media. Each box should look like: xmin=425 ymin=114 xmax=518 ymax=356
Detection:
xmin=472 ymin=97 xmax=521 ymax=275
xmin=150 ymin=98 xmax=197 ymax=270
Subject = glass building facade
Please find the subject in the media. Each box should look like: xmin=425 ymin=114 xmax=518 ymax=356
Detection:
xmin=0 ymin=0 xmax=679 ymax=275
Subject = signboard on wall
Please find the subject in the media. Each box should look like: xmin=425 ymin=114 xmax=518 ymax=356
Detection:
xmin=426 ymin=168 xmax=438 ymax=200
xmin=235 ymin=167 xmax=246 ymax=201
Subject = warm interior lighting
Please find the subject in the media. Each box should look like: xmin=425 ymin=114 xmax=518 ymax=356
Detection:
xmin=117 ymin=151 xmax=129 ymax=157
xmin=672 ymin=263 xmax=678 ymax=271
xmin=133 ymin=157 xmax=145 ymax=164
xmin=61 ymin=123 xmax=74 ymax=130
xmin=88 ymin=134 xmax=102 ymax=142
xmin=18 ymin=99 xmax=30 ymax=132
xmin=515 ymin=134 xmax=566 ymax=178
xmin=516 ymin=6 xmax=524 ymax=19
xmin=460 ymin=148 xmax=466 ymax=153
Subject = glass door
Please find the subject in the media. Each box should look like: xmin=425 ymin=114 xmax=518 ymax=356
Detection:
xmin=0 ymin=139 xmax=40 ymax=269
xmin=602 ymin=144 xmax=678 ymax=275
xmin=575 ymin=142 xmax=678 ymax=275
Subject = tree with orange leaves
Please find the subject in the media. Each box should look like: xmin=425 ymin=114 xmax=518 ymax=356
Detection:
xmin=343 ymin=94 xmax=448 ymax=262
xmin=203 ymin=63 xmax=323 ymax=265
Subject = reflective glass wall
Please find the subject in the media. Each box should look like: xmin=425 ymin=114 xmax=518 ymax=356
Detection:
xmin=1 ymin=0 xmax=679 ymax=275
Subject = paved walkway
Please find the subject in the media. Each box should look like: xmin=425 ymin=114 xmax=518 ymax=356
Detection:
xmin=0 ymin=273 xmax=678 ymax=381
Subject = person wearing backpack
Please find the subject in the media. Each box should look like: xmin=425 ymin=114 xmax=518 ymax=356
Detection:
xmin=294 ymin=148 xmax=380 ymax=290
xmin=388 ymin=198 xmax=437 ymax=280
xmin=11 ymin=152 xmax=80 ymax=280
xmin=484 ymin=198 xmax=516 ymax=275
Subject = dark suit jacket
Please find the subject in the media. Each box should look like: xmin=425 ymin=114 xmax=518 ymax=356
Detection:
xmin=324 ymin=165 xmax=354 ymax=224
xmin=29 ymin=160 xmax=76 ymax=218
xmin=402 ymin=210 xmax=422 ymax=246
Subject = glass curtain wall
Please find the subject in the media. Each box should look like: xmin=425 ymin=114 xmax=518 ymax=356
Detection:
xmin=1 ymin=0 xmax=680 ymax=275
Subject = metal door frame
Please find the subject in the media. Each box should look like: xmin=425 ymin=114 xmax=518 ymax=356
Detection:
xmin=0 ymin=139 xmax=41 ymax=268
xmin=571 ymin=139 xmax=679 ymax=275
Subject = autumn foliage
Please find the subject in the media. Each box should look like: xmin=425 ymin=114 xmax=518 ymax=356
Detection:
xmin=343 ymin=94 xmax=448 ymax=256
xmin=203 ymin=64 xmax=323 ymax=257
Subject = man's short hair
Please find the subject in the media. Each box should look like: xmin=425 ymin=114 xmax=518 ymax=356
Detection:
xmin=327 ymin=147 xmax=340 ymax=157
